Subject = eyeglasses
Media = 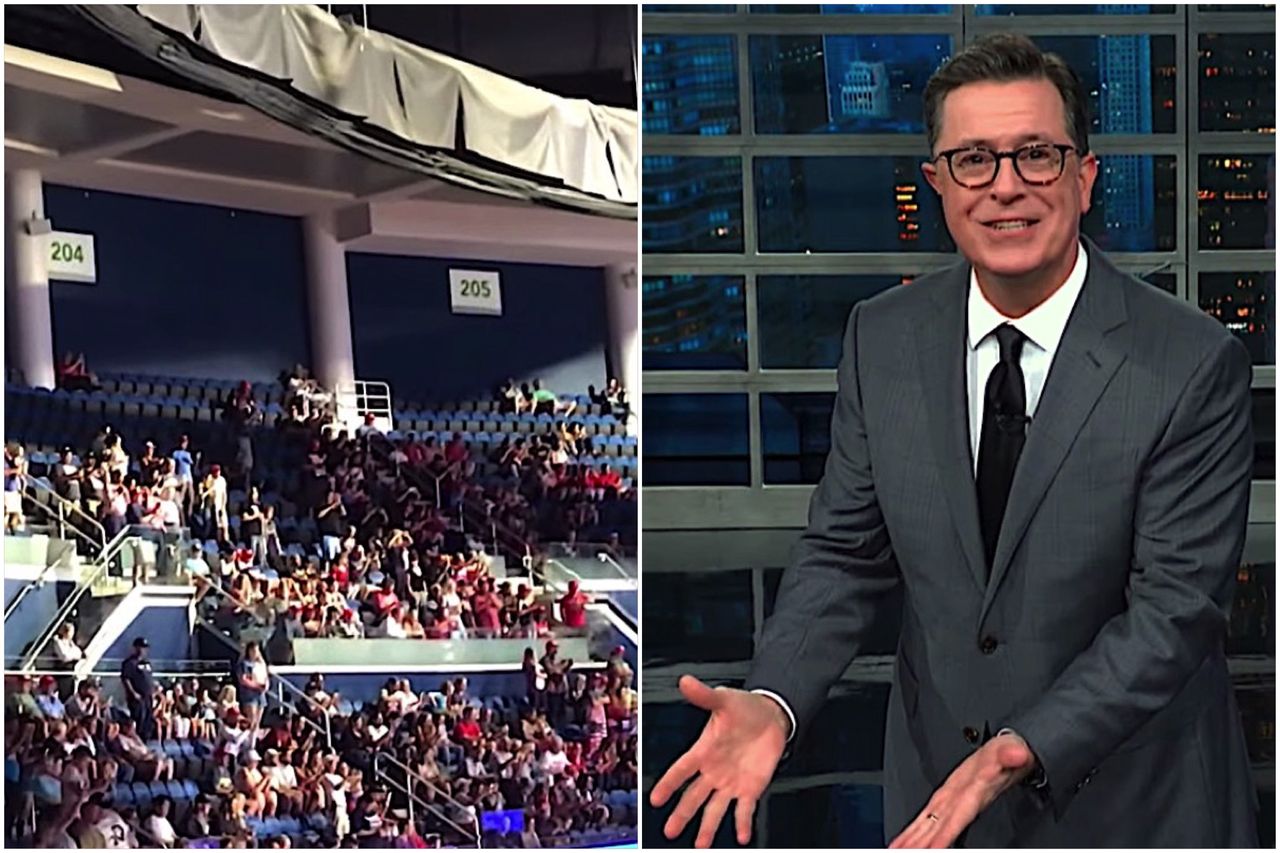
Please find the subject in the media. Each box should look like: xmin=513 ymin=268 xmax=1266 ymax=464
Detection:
xmin=932 ymin=143 xmax=1082 ymax=189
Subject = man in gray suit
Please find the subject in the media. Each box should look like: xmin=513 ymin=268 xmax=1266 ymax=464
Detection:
xmin=650 ymin=34 xmax=1258 ymax=848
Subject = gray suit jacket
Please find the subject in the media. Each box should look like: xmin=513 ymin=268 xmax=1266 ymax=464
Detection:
xmin=745 ymin=238 xmax=1259 ymax=847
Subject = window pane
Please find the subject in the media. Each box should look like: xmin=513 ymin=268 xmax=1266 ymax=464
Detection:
xmin=1030 ymin=36 xmax=1176 ymax=134
xmin=1236 ymin=682 xmax=1276 ymax=766
xmin=762 ymin=392 xmax=835 ymax=484
xmin=754 ymin=157 xmax=953 ymax=253
xmin=765 ymin=784 xmax=885 ymax=848
xmin=758 ymin=275 xmax=907 ymax=368
xmin=643 ymin=35 xmax=740 ymax=136
xmin=1254 ymin=388 xmax=1275 ymax=480
xmin=1138 ymin=270 xmax=1177 ymax=294
xmin=1199 ymin=34 xmax=1277 ymax=132
xmin=977 ymin=4 xmax=1174 ymax=12
xmin=1229 ymin=562 xmax=1275 ymax=656
xmin=1198 ymin=272 xmax=1276 ymax=365
xmin=1199 ymin=153 xmax=1276 ymax=250
xmin=643 ymin=156 xmax=744 ymax=254
xmin=752 ymin=4 xmax=952 ymax=12
xmin=1085 ymin=154 xmax=1177 ymax=252
xmin=779 ymin=684 xmax=891 ymax=777
xmin=750 ymin=35 xmax=952 ymax=134
xmin=764 ymin=567 xmax=903 ymax=655
xmin=643 ymin=569 xmax=753 ymax=664
xmin=644 ymin=275 xmax=747 ymax=370
xmin=643 ymin=393 xmax=750 ymax=485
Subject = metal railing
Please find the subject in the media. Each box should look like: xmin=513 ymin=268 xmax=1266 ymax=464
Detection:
xmin=194 ymin=572 xmax=478 ymax=840
xmin=18 ymin=525 xmax=141 ymax=671
xmin=372 ymin=750 xmax=480 ymax=846
xmin=18 ymin=471 xmax=108 ymax=557
xmin=337 ymin=379 xmax=393 ymax=434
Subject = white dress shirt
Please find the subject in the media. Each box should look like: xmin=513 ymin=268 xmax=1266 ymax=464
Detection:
xmin=967 ymin=241 xmax=1088 ymax=473
xmin=757 ymin=242 xmax=1090 ymax=743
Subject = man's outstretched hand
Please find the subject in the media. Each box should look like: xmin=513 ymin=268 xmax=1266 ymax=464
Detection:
xmin=648 ymin=676 xmax=789 ymax=847
xmin=888 ymin=731 xmax=1037 ymax=849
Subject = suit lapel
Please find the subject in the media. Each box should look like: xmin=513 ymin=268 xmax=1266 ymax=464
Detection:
xmin=915 ymin=265 xmax=988 ymax=594
xmin=978 ymin=240 xmax=1130 ymax=625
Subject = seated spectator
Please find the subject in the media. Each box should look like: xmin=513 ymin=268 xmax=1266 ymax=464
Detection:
xmin=180 ymin=794 xmax=218 ymax=840
xmin=8 ymin=674 xmax=43 ymax=719
xmin=234 ymin=749 xmax=274 ymax=817
xmin=57 ymin=351 xmax=99 ymax=392
xmin=34 ymin=675 xmax=66 ymax=720
xmin=143 ymin=795 xmax=178 ymax=848
xmin=108 ymin=718 xmax=173 ymax=782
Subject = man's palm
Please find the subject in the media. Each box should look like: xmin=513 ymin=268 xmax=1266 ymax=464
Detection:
xmin=649 ymin=676 xmax=787 ymax=847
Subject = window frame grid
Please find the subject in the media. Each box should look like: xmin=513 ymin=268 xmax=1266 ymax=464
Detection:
xmin=642 ymin=5 xmax=1275 ymax=521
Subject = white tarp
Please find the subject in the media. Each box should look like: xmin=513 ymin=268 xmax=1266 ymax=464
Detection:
xmin=138 ymin=4 xmax=637 ymax=204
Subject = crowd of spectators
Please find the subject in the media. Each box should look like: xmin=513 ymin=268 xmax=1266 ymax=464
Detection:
xmin=6 ymin=366 xmax=638 ymax=848
xmin=5 ymin=636 xmax=637 ymax=849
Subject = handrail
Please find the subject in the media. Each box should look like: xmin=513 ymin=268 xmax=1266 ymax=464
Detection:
xmin=596 ymin=551 xmax=633 ymax=580
xmin=18 ymin=471 xmax=108 ymax=556
xmin=372 ymin=749 xmax=480 ymax=845
xmin=3 ymin=563 xmax=58 ymax=623
xmin=19 ymin=526 xmax=139 ymax=671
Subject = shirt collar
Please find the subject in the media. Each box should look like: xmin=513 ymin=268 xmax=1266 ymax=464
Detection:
xmin=967 ymin=241 xmax=1088 ymax=353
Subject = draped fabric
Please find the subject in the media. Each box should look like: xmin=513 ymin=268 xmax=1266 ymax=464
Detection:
xmin=130 ymin=4 xmax=637 ymax=212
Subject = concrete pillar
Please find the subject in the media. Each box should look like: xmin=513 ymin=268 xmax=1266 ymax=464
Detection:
xmin=301 ymin=214 xmax=356 ymax=392
xmin=603 ymin=263 xmax=639 ymax=415
xmin=5 ymin=170 xmax=56 ymax=389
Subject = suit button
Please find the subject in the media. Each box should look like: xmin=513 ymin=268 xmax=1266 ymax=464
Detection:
xmin=980 ymin=636 xmax=998 ymax=654
xmin=963 ymin=726 xmax=981 ymax=744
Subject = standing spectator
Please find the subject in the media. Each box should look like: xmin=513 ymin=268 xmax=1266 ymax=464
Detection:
xmin=199 ymin=465 xmax=229 ymax=542
xmin=120 ymin=637 xmax=156 ymax=739
xmin=557 ymin=580 xmax=590 ymax=632
xmin=236 ymin=642 xmax=269 ymax=747
xmin=539 ymin=641 xmax=572 ymax=728
xmin=233 ymin=428 xmax=255 ymax=493
xmin=317 ymin=489 xmax=347 ymax=561
xmin=52 ymin=448 xmax=83 ymax=505
xmin=241 ymin=487 xmax=266 ymax=567
xmin=171 ymin=435 xmax=196 ymax=522
xmin=5 ymin=443 xmax=26 ymax=533
xmin=522 ymin=647 xmax=546 ymax=713
xmin=137 ymin=441 xmax=165 ymax=488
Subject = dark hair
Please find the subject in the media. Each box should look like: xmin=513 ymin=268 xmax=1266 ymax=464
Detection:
xmin=923 ymin=33 xmax=1090 ymax=156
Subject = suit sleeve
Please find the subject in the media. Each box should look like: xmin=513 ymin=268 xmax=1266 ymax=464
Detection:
xmin=743 ymin=301 xmax=903 ymax=738
xmin=1002 ymin=333 xmax=1254 ymax=819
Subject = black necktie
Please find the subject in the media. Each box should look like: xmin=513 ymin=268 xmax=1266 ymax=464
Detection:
xmin=977 ymin=324 xmax=1029 ymax=576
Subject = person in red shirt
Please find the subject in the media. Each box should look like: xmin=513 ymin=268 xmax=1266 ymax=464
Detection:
xmin=596 ymin=464 xmax=622 ymax=495
xmin=558 ymin=580 xmax=590 ymax=631
xmin=444 ymin=433 xmax=468 ymax=467
xmin=370 ymin=578 xmax=399 ymax=625
xmin=455 ymin=706 xmax=482 ymax=743
xmin=471 ymin=580 xmax=504 ymax=638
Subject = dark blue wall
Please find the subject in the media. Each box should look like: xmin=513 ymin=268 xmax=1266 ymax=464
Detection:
xmin=105 ymin=604 xmax=192 ymax=662
xmin=346 ymin=253 xmax=609 ymax=405
xmin=4 ymin=579 xmax=64 ymax=659
xmin=42 ymin=185 xmax=311 ymax=382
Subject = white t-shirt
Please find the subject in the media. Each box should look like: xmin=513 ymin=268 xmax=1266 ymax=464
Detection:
xmin=539 ymin=750 xmax=569 ymax=777
xmin=84 ymin=810 xmax=135 ymax=848
xmin=325 ymin=772 xmax=347 ymax=812
xmin=144 ymin=814 xmax=177 ymax=846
